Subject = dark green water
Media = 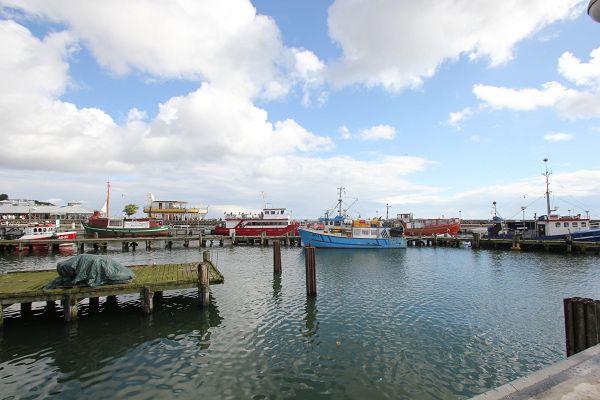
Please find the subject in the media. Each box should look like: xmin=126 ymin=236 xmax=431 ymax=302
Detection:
xmin=1 ymin=246 xmax=599 ymax=399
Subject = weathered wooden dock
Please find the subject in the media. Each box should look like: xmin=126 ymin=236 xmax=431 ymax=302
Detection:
xmin=0 ymin=256 xmax=224 ymax=327
xmin=0 ymin=234 xmax=302 ymax=254
xmin=406 ymin=234 xmax=600 ymax=254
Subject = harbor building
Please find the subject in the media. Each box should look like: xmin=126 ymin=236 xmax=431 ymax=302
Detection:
xmin=0 ymin=200 xmax=93 ymax=222
xmin=143 ymin=194 xmax=208 ymax=223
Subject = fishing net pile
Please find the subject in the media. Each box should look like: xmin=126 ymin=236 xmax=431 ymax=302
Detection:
xmin=45 ymin=254 xmax=135 ymax=289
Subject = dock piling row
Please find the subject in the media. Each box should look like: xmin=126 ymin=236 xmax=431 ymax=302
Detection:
xmin=564 ymin=297 xmax=600 ymax=356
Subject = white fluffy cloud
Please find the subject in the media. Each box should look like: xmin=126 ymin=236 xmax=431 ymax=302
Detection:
xmin=447 ymin=107 xmax=474 ymax=129
xmin=544 ymin=132 xmax=574 ymax=142
xmin=1 ymin=0 xmax=324 ymax=100
xmin=0 ymin=20 xmax=439 ymax=217
xmin=359 ymin=125 xmax=396 ymax=141
xmin=327 ymin=0 xmax=583 ymax=91
xmin=0 ymin=20 xmax=332 ymax=173
xmin=473 ymin=47 xmax=600 ymax=119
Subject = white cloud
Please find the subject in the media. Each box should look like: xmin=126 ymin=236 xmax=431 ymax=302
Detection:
xmin=1 ymin=0 xmax=325 ymax=101
xmin=473 ymin=47 xmax=600 ymax=119
xmin=327 ymin=0 xmax=583 ymax=91
xmin=0 ymin=21 xmax=333 ymax=173
xmin=544 ymin=132 xmax=573 ymax=142
xmin=447 ymin=107 xmax=474 ymax=129
xmin=359 ymin=125 xmax=396 ymax=141
xmin=338 ymin=125 xmax=351 ymax=139
xmin=473 ymin=81 xmax=571 ymax=111
xmin=558 ymin=47 xmax=600 ymax=87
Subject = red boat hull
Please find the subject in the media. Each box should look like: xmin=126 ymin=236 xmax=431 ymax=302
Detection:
xmin=404 ymin=222 xmax=461 ymax=236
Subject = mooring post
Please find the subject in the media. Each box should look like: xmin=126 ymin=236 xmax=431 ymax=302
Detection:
xmin=305 ymin=246 xmax=317 ymax=296
xmin=199 ymin=251 xmax=210 ymax=308
xmin=63 ymin=295 xmax=78 ymax=322
xmin=574 ymin=298 xmax=587 ymax=354
xmin=89 ymin=297 xmax=99 ymax=312
xmin=0 ymin=303 xmax=3 ymax=328
xmin=273 ymin=240 xmax=282 ymax=275
xmin=261 ymin=232 xmax=266 ymax=246
xmin=79 ymin=242 xmax=85 ymax=253
xmin=146 ymin=240 xmax=151 ymax=250
xmin=106 ymin=295 xmax=118 ymax=308
xmin=564 ymin=298 xmax=575 ymax=356
xmin=153 ymin=291 xmax=163 ymax=303
xmin=122 ymin=241 xmax=129 ymax=252
xmin=565 ymin=235 xmax=573 ymax=253
xmin=45 ymin=300 xmax=56 ymax=312
xmin=584 ymin=300 xmax=599 ymax=348
xmin=140 ymin=287 xmax=154 ymax=314
xmin=199 ymin=232 xmax=204 ymax=248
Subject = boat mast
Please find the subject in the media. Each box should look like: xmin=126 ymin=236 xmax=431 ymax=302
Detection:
xmin=106 ymin=180 xmax=111 ymax=219
xmin=337 ymin=186 xmax=344 ymax=217
xmin=543 ymin=158 xmax=551 ymax=217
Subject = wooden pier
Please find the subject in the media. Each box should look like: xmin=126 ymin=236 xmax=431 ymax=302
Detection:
xmin=406 ymin=234 xmax=600 ymax=254
xmin=0 ymin=234 xmax=302 ymax=254
xmin=0 ymin=258 xmax=224 ymax=327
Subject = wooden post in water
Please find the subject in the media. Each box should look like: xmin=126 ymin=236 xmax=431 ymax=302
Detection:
xmin=273 ymin=240 xmax=282 ymax=275
xmin=472 ymin=233 xmax=481 ymax=249
xmin=89 ymin=297 xmax=99 ymax=312
xmin=564 ymin=298 xmax=576 ymax=357
xmin=20 ymin=302 xmax=32 ymax=317
xmin=584 ymin=300 xmax=599 ymax=348
xmin=199 ymin=251 xmax=210 ymax=307
xmin=305 ymin=246 xmax=317 ymax=296
xmin=565 ymin=235 xmax=573 ymax=253
xmin=0 ymin=304 xmax=3 ymax=328
xmin=564 ymin=297 xmax=600 ymax=356
xmin=63 ymin=295 xmax=78 ymax=322
xmin=140 ymin=287 xmax=154 ymax=314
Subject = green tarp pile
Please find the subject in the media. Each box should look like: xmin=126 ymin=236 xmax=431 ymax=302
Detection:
xmin=45 ymin=254 xmax=135 ymax=289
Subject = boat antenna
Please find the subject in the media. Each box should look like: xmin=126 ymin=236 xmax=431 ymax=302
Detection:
xmin=106 ymin=179 xmax=111 ymax=218
xmin=543 ymin=158 xmax=552 ymax=217
xmin=260 ymin=191 xmax=266 ymax=209
xmin=337 ymin=186 xmax=345 ymax=217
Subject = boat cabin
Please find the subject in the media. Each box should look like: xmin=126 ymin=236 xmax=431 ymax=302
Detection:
xmin=537 ymin=215 xmax=590 ymax=237
xmin=23 ymin=224 xmax=57 ymax=236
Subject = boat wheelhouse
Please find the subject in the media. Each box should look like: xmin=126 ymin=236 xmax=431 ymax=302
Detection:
xmin=143 ymin=194 xmax=208 ymax=223
xmin=214 ymin=207 xmax=299 ymax=237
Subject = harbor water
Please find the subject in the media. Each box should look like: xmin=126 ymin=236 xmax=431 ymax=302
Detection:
xmin=1 ymin=246 xmax=600 ymax=399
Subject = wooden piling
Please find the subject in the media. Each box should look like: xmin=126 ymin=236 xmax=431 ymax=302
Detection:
xmin=89 ymin=297 xmax=99 ymax=312
xmin=199 ymin=252 xmax=210 ymax=308
xmin=140 ymin=286 xmax=154 ymax=314
xmin=574 ymin=299 xmax=587 ymax=354
xmin=585 ymin=300 xmax=599 ymax=348
xmin=63 ymin=295 xmax=78 ymax=322
xmin=0 ymin=304 xmax=3 ymax=328
xmin=564 ymin=298 xmax=576 ymax=357
xmin=273 ymin=240 xmax=282 ymax=275
xmin=106 ymin=295 xmax=118 ymax=308
xmin=305 ymin=246 xmax=317 ymax=296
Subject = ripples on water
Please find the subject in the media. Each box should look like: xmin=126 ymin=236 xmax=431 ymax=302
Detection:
xmin=1 ymin=245 xmax=599 ymax=399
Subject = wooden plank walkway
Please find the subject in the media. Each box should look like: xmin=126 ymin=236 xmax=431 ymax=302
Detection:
xmin=0 ymin=257 xmax=224 ymax=326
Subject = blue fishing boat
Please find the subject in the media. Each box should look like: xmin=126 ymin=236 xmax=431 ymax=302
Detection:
xmin=299 ymin=227 xmax=406 ymax=249
xmin=299 ymin=187 xmax=407 ymax=249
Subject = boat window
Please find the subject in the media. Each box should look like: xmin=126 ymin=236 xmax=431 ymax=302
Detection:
xmin=555 ymin=222 xmax=561 ymax=227
xmin=582 ymin=222 xmax=587 ymax=227
xmin=33 ymin=228 xmax=37 ymax=233
xmin=362 ymin=229 xmax=369 ymax=235
xmin=573 ymin=222 xmax=578 ymax=227
xmin=43 ymin=228 xmax=47 ymax=232
xmin=563 ymin=222 xmax=569 ymax=227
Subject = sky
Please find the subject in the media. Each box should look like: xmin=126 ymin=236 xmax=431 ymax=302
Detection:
xmin=0 ymin=0 xmax=599 ymax=220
